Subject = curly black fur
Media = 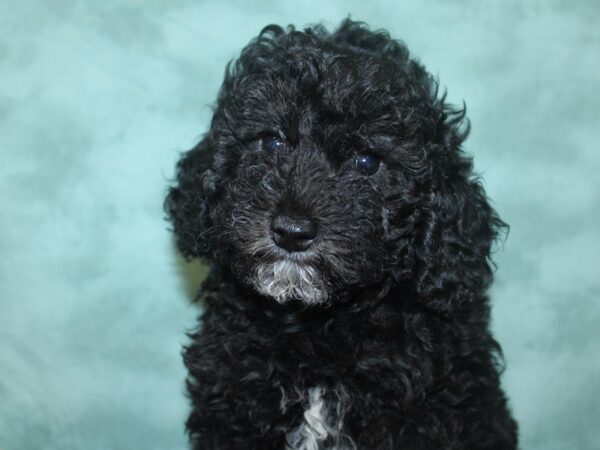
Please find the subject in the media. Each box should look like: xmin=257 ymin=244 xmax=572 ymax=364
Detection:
xmin=165 ymin=19 xmax=518 ymax=450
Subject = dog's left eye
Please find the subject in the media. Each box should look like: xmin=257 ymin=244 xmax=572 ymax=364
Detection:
xmin=354 ymin=153 xmax=381 ymax=176
xmin=261 ymin=135 xmax=285 ymax=152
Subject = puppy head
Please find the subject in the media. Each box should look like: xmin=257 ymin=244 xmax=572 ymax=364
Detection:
xmin=166 ymin=19 xmax=505 ymax=308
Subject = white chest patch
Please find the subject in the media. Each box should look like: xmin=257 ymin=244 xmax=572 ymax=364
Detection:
xmin=285 ymin=386 xmax=355 ymax=450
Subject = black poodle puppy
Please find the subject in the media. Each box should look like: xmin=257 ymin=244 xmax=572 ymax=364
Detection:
xmin=165 ymin=19 xmax=518 ymax=450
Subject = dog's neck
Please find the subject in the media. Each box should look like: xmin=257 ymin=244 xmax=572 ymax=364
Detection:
xmin=197 ymin=265 xmax=429 ymax=333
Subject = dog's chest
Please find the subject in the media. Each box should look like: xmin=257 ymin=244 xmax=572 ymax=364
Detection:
xmin=285 ymin=386 xmax=355 ymax=450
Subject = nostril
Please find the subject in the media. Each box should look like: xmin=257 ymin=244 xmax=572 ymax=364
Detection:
xmin=271 ymin=215 xmax=318 ymax=251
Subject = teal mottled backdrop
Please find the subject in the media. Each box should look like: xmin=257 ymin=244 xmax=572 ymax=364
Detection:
xmin=1 ymin=1 xmax=598 ymax=449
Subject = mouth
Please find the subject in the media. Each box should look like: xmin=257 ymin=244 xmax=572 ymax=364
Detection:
xmin=252 ymin=258 xmax=328 ymax=305
xmin=235 ymin=226 xmax=330 ymax=304
xmin=247 ymin=234 xmax=319 ymax=263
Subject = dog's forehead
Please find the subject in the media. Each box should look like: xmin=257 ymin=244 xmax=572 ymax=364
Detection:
xmin=232 ymin=57 xmax=400 ymax=139
xmin=277 ymin=53 xmax=395 ymax=110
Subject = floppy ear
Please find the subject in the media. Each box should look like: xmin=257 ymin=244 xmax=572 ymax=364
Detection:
xmin=165 ymin=136 xmax=218 ymax=260
xmin=414 ymin=109 xmax=507 ymax=313
xmin=415 ymin=163 xmax=501 ymax=312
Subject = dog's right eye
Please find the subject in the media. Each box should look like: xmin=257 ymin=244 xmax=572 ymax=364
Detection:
xmin=261 ymin=135 xmax=285 ymax=152
xmin=354 ymin=153 xmax=381 ymax=176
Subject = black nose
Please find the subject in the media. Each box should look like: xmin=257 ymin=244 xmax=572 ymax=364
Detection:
xmin=270 ymin=215 xmax=318 ymax=252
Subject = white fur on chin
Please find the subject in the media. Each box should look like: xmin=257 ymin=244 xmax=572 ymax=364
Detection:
xmin=254 ymin=260 xmax=327 ymax=304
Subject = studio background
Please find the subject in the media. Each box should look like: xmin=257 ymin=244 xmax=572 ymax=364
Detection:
xmin=1 ymin=1 xmax=598 ymax=449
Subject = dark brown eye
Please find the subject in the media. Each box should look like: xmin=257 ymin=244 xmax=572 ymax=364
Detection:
xmin=354 ymin=153 xmax=381 ymax=175
xmin=261 ymin=135 xmax=285 ymax=152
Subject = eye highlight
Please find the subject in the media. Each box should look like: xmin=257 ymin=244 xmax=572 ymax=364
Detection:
xmin=261 ymin=135 xmax=285 ymax=152
xmin=354 ymin=153 xmax=381 ymax=176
